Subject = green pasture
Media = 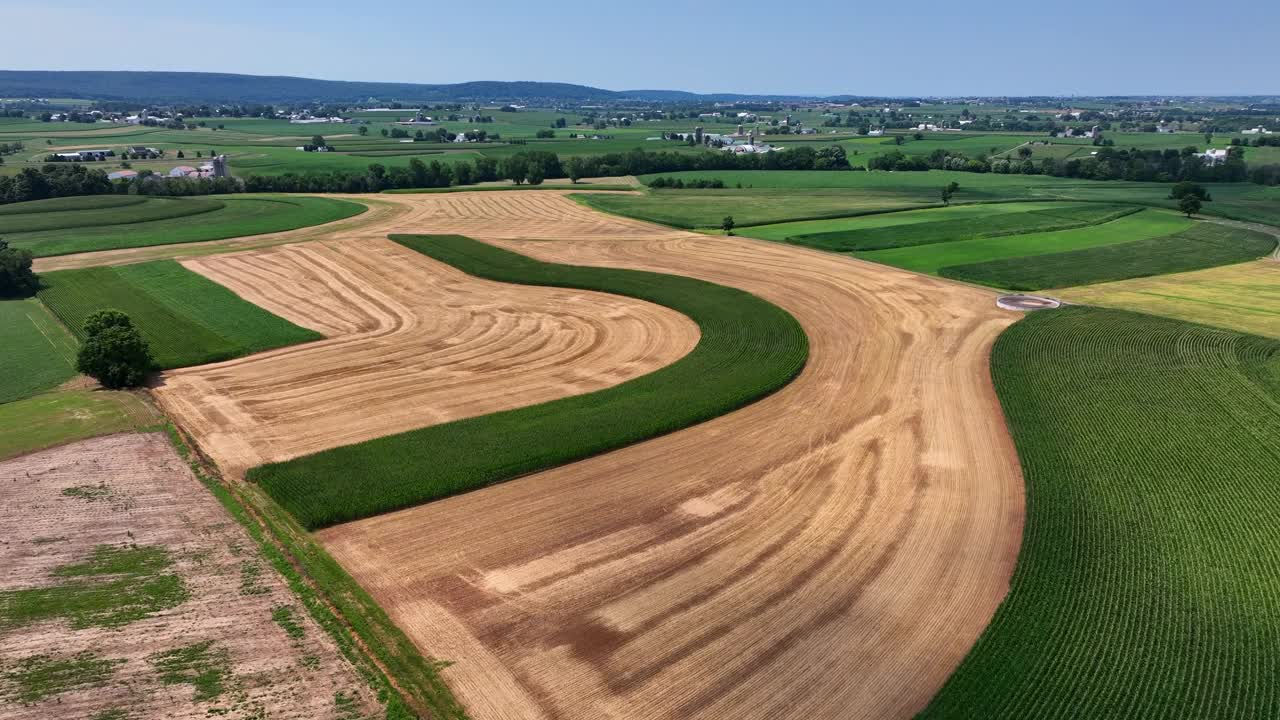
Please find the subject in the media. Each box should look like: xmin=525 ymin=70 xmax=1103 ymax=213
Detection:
xmin=922 ymin=306 xmax=1280 ymax=719
xmin=6 ymin=195 xmax=364 ymax=257
xmin=942 ymin=221 xmax=1278 ymax=290
xmin=578 ymin=187 xmax=946 ymax=228
xmin=0 ymin=195 xmax=223 ymax=234
xmin=857 ymin=209 xmax=1190 ymax=275
xmin=736 ymin=202 xmax=1052 ymax=242
xmin=785 ymin=203 xmax=1137 ymax=252
xmin=39 ymin=260 xmax=320 ymax=368
xmin=249 ymin=234 xmax=808 ymax=529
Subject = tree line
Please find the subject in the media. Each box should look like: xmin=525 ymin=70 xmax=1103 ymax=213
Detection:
xmin=4 ymin=142 xmax=1276 ymax=207
xmin=867 ymin=145 xmax=1280 ymax=185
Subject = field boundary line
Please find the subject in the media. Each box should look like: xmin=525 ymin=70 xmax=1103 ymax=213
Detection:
xmin=163 ymin=422 xmax=468 ymax=720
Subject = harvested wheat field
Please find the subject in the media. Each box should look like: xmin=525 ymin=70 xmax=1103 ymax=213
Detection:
xmin=0 ymin=433 xmax=377 ymax=719
xmin=153 ymin=235 xmax=698 ymax=475
xmin=265 ymin=191 xmax=1028 ymax=720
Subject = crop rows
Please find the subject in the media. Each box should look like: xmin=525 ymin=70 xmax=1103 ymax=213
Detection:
xmin=0 ymin=195 xmax=146 ymax=216
xmin=248 ymin=234 xmax=810 ymax=529
xmin=0 ymin=299 xmax=78 ymax=404
xmin=0 ymin=196 xmax=224 ymax=234
xmin=940 ymin=222 xmax=1278 ymax=290
xmin=921 ymin=306 xmax=1280 ymax=719
xmin=788 ymin=203 xmax=1138 ymax=251
xmin=38 ymin=260 xmax=320 ymax=369
xmin=8 ymin=196 xmax=366 ymax=258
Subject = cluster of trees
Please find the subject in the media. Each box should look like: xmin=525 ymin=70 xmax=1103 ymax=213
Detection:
xmin=0 ymin=239 xmax=37 ymax=298
xmin=0 ymin=142 xmax=22 ymax=156
xmin=1231 ymin=135 xmax=1280 ymax=147
xmin=867 ymin=145 xmax=1280 ymax=185
xmin=647 ymin=177 xmax=726 ymax=189
xmin=76 ymin=310 xmax=154 ymax=389
xmin=0 ymin=165 xmax=113 ymax=204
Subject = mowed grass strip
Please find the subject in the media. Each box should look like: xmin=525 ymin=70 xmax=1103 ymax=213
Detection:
xmin=922 ymin=306 xmax=1280 ymax=719
xmin=0 ymin=196 xmax=224 ymax=234
xmin=789 ymin=203 xmax=1138 ymax=252
xmin=8 ymin=196 xmax=366 ymax=257
xmin=856 ymin=209 xmax=1190 ymax=275
xmin=0 ymin=298 xmax=78 ymax=404
xmin=0 ymin=390 xmax=161 ymax=460
xmin=940 ymin=221 xmax=1279 ymax=290
xmin=39 ymin=261 xmax=320 ymax=368
xmin=249 ymin=234 xmax=809 ymax=529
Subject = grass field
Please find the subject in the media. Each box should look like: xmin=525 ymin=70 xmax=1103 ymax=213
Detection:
xmin=0 ymin=298 xmax=78 ymax=404
xmin=0 ymin=390 xmax=161 ymax=460
xmin=38 ymin=260 xmax=320 ymax=368
xmin=1058 ymin=260 xmax=1280 ymax=338
xmin=0 ymin=196 xmax=223 ymax=234
xmin=941 ymin=221 xmax=1278 ymax=290
xmin=785 ymin=203 xmax=1137 ymax=252
xmin=857 ymin=209 xmax=1190 ymax=275
xmin=6 ymin=195 xmax=365 ymax=257
xmin=922 ymin=306 xmax=1280 ymax=719
xmin=248 ymin=234 xmax=809 ymax=529
xmin=735 ymin=202 xmax=1045 ymax=241
xmin=579 ymin=187 xmax=947 ymax=228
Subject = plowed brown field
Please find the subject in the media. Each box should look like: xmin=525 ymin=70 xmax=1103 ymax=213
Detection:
xmin=153 ymin=236 xmax=698 ymax=476
xmin=0 ymin=433 xmax=377 ymax=719
xmin=266 ymin=192 xmax=1027 ymax=720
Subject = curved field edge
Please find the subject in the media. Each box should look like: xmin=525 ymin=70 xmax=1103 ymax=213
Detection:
xmin=13 ymin=195 xmax=369 ymax=258
xmin=165 ymin=425 xmax=466 ymax=720
xmin=920 ymin=306 xmax=1280 ymax=719
xmin=248 ymin=234 xmax=809 ymax=530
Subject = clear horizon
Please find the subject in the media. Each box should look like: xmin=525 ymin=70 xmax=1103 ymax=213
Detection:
xmin=6 ymin=0 xmax=1278 ymax=97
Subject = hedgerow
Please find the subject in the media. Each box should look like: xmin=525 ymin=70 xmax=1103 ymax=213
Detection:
xmin=249 ymin=234 xmax=809 ymax=529
xmin=921 ymin=306 xmax=1280 ymax=719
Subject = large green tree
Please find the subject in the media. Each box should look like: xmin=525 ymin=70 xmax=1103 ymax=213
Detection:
xmin=76 ymin=310 xmax=154 ymax=389
xmin=0 ymin=238 xmax=37 ymax=297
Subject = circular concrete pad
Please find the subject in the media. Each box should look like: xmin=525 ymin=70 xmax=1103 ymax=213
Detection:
xmin=997 ymin=294 xmax=1061 ymax=311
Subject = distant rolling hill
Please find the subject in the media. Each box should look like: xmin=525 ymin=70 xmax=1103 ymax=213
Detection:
xmin=0 ymin=70 xmax=828 ymax=105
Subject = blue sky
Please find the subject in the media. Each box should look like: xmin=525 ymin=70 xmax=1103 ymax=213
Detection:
xmin=6 ymin=0 xmax=1277 ymax=96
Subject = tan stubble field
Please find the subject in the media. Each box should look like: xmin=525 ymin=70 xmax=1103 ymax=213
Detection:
xmin=137 ymin=191 xmax=1025 ymax=719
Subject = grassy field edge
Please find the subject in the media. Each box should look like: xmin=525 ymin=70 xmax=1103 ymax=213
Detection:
xmin=164 ymin=424 xmax=467 ymax=720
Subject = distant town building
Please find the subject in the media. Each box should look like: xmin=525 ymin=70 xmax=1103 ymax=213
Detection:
xmin=1197 ymin=148 xmax=1229 ymax=166
xmin=107 ymin=169 xmax=138 ymax=181
xmin=1242 ymin=126 xmax=1273 ymax=135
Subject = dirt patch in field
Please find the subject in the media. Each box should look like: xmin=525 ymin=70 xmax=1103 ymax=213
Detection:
xmin=152 ymin=237 xmax=699 ymax=476
xmin=0 ymin=433 xmax=377 ymax=719
xmin=295 ymin=192 xmax=1027 ymax=720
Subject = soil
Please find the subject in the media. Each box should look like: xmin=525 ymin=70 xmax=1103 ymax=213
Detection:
xmin=0 ymin=433 xmax=379 ymax=719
